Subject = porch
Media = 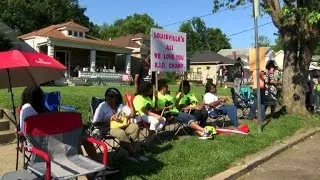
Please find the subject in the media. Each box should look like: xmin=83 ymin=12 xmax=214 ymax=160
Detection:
xmin=39 ymin=45 xmax=131 ymax=78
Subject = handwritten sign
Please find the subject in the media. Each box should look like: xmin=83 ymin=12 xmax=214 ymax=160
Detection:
xmin=151 ymin=28 xmax=187 ymax=72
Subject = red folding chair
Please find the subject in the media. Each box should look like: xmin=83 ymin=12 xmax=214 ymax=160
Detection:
xmin=21 ymin=112 xmax=108 ymax=179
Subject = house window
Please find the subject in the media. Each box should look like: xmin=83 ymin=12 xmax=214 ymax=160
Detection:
xmin=197 ymin=68 xmax=202 ymax=74
xmin=68 ymin=30 xmax=72 ymax=36
xmin=79 ymin=32 xmax=83 ymax=37
xmin=74 ymin=31 xmax=78 ymax=37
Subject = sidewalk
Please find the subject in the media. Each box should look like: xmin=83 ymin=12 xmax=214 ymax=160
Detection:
xmin=241 ymin=133 xmax=320 ymax=180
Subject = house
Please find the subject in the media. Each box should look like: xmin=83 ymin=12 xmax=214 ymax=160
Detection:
xmin=0 ymin=19 xmax=33 ymax=51
xmin=18 ymin=20 xmax=133 ymax=77
xmin=218 ymin=47 xmax=276 ymax=70
xmin=275 ymin=50 xmax=320 ymax=70
xmin=187 ymin=51 xmax=235 ymax=84
xmin=109 ymin=33 xmax=150 ymax=59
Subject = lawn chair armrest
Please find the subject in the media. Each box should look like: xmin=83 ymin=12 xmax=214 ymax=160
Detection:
xmin=27 ymin=147 xmax=51 ymax=180
xmin=59 ymin=105 xmax=78 ymax=112
xmin=85 ymin=137 xmax=108 ymax=165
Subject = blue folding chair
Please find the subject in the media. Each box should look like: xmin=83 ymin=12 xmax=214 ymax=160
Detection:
xmin=44 ymin=91 xmax=78 ymax=112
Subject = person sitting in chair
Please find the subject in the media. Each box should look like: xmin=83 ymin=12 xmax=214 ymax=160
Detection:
xmin=133 ymin=82 xmax=166 ymax=144
xmin=156 ymin=79 xmax=213 ymax=139
xmin=176 ymin=80 xmax=208 ymax=127
xmin=93 ymin=88 xmax=148 ymax=162
xmin=204 ymin=83 xmax=240 ymax=128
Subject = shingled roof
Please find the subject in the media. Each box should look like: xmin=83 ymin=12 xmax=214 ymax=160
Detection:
xmin=191 ymin=51 xmax=235 ymax=64
xmin=18 ymin=20 xmax=129 ymax=50
xmin=109 ymin=33 xmax=149 ymax=48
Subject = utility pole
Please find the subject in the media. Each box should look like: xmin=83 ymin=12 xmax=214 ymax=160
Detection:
xmin=253 ymin=0 xmax=262 ymax=133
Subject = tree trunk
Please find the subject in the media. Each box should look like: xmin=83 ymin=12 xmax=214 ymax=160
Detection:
xmin=281 ymin=32 xmax=311 ymax=115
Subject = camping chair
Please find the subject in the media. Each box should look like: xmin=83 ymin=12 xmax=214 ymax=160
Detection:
xmin=86 ymin=97 xmax=120 ymax=154
xmin=43 ymin=91 xmax=78 ymax=112
xmin=204 ymin=104 xmax=227 ymax=127
xmin=20 ymin=112 xmax=108 ymax=180
xmin=124 ymin=92 xmax=150 ymax=141
xmin=124 ymin=92 xmax=165 ymax=142
xmin=230 ymin=87 xmax=253 ymax=119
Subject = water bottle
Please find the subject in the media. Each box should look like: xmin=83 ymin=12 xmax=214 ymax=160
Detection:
xmin=117 ymin=104 xmax=124 ymax=116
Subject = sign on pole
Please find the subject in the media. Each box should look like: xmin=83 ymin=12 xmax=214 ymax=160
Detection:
xmin=150 ymin=28 xmax=187 ymax=72
xmin=254 ymin=0 xmax=260 ymax=18
xmin=249 ymin=47 xmax=266 ymax=72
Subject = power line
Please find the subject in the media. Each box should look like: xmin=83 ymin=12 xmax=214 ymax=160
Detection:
xmin=227 ymin=22 xmax=273 ymax=37
xmin=162 ymin=4 xmax=250 ymax=28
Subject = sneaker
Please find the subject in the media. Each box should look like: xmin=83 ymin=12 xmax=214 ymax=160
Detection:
xmin=137 ymin=155 xmax=149 ymax=162
xmin=198 ymin=135 xmax=212 ymax=140
xmin=198 ymin=131 xmax=212 ymax=140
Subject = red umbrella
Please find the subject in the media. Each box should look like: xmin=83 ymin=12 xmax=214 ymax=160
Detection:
xmin=0 ymin=50 xmax=66 ymax=170
xmin=0 ymin=50 xmax=66 ymax=89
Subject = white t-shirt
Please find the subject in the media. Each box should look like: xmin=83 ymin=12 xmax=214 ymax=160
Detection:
xmin=20 ymin=103 xmax=38 ymax=132
xmin=93 ymin=102 xmax=131 ymax=123
xmin=203 ymin=92 xmax=222 ymax=108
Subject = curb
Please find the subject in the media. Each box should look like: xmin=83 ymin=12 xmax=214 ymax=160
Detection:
xmin=207 ymin=127 xmax=320 ymax=180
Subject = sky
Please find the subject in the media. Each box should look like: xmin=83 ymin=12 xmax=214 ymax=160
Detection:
xmin=79 ymin=0 xmax=278 ymax=48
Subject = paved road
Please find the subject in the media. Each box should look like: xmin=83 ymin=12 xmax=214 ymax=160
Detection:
xmin=240 ymin=133 xmax=320 ymax=180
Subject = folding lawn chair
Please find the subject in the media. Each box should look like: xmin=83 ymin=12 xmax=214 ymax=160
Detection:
xmin=124 ymin=92 xmax=150 ymax=141
xmin=124 ymin=92 xmax=165 ymax=143
xmin=19 ymin=112 xmax=108 ymax=180
xmin=204 ymin=104 xmax=227 ymax=127
xmin=230 ymin=87 xmax=253 ymax=119
xmin=43 ymin=91 xmax=78 ymax=112
xmin=86 ymin=97 xmax=120 ymax=154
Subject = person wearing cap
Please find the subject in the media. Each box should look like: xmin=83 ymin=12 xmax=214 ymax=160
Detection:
xmin=232 ymin=57 xmax=244 ymax=95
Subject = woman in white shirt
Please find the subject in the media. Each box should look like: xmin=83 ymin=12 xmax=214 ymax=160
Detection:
xmin=204 ymin=83 xmax=240 ymax=128
xmin=20 ymin=86 xmax=101 ymax=168
xmin=93 ymin=88 xmax=148 ymax=162
xmin=20 ymin=86 xmax=48 ymax=132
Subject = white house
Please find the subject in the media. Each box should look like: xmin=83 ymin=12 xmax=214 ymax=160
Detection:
xmin=18 ymin=20 xmax=133 ymax=77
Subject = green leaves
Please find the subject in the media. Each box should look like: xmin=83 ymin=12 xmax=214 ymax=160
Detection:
xmin=179 ymin=17 xmax=231 ymax=55
xmin=0 ymin=0 xmax=94 ymax=35
xmin=99 ymin=13 xmax=161 ymax=40
xmin=307 ymin=11 xmax=320 ymax=24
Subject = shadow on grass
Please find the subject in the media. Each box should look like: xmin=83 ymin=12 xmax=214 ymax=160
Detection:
xmin=262 ymin=106 xmax=287 ymax=131
xmin=108 ymin=144 xmax=173 ymax=180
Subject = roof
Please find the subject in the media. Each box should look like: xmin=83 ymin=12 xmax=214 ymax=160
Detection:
xmin=218 ymin=47 xmax=272 ymax=57
xmin=191 ymin=51 xmax=235 ymax=64
xmin=18 ymin=20 xmax=129 ymax=51
xmin=109 ymin=33 xmax=149 ymax=48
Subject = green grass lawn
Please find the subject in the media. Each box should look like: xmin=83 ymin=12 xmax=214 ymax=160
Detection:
xmin=0 ymin=85 xmax=318 ymax=179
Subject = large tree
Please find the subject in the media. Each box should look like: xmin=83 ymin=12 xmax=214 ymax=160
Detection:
xmin=179 ymin=17 xmax=231 ymax=55
xmin=213 ymin=0 xmax=320 ymax=115
xmin=271 ymin=34 xmax=283 ymax=52
xmin=0 ymin=0 xmax=98 ymax=36
xmin=0 ymin=33 xmax=12 ymax=51
xmin=99 ymin=13 xmax=161 ymax=40
xmin=253 ymin=35 xmax=272 ymax=47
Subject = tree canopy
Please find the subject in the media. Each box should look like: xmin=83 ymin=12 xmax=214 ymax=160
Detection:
xmin=179 ymin=17 xmax=231 ymax=55
xmin=99 ymin=13 xmax=161 ymax=40
xmin=212 ymin=0 xmax=320 ymax=114
xmin=254 ymin=35 xmax=271 ymax=47
xmin=0 ymin=0 xmax=98 ymax=36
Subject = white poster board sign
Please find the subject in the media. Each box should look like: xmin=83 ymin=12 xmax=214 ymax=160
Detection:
xmin=150 ymin=28 xmax=187 ymax=72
